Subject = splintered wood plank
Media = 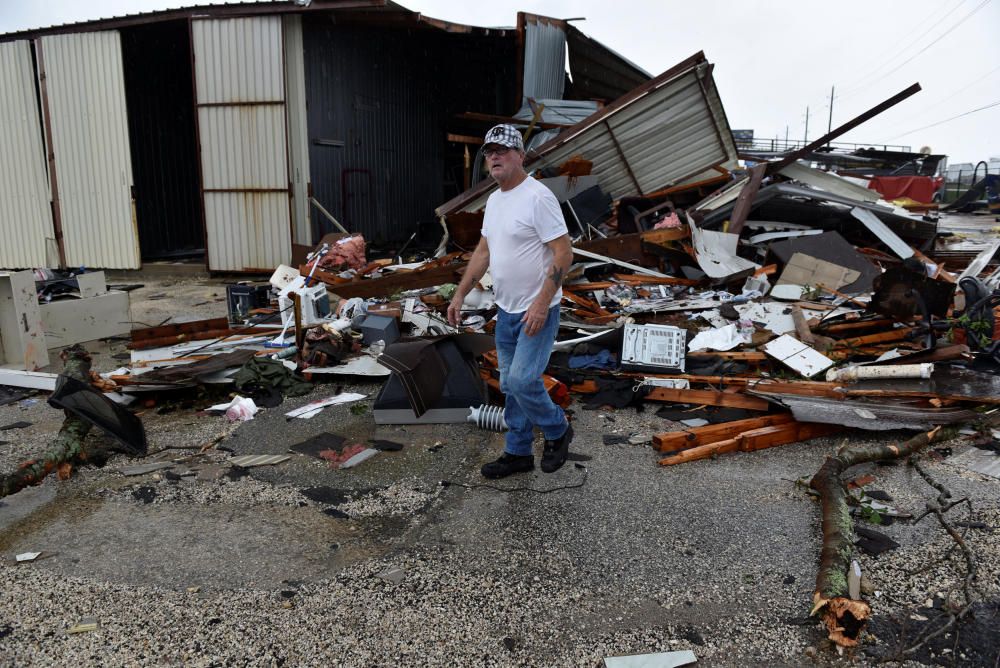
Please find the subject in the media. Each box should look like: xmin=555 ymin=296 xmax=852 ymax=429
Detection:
xmin=644 ymin=387 xmax=770 ymax=411
xmin=652 ymin=412 xmax=795 ymax=452
xmin=658 ymin=420 xmax=841 ymax=465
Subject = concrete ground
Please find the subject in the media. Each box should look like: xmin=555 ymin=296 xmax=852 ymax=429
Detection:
xmin=1 ymin=272 xmax=999 ymax=667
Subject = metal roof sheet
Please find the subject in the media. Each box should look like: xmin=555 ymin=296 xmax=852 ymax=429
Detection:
xmin=437 ymin=52 xmax=738 ymax=217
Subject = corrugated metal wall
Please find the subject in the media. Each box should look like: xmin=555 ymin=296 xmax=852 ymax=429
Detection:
xmin=522 ymin=17 xmax=566 ymax=102
xmin=192 ymin=16 xmax=291 ymax=271
xmin=303 ymin=22 xmax=443 ymax=244
xmin=283 ymin=15 xmax=312 ymax=246
xmin=40 ymin=32 xmax=140 ymax=269
xmin=0 ymin=41 xmax=54 ymax=270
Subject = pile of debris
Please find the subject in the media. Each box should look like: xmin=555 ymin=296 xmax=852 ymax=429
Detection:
xmin=2 ymin=51 xmax=998 ymax=657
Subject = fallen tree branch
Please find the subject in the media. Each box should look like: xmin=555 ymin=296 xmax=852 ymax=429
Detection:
xmin=0 ymin=346 xmax=105 ymax=499
xmin=894 ymin=460 xmax=980 ymax=660
xmin=808 ymin=427 xmax=954 ymax=647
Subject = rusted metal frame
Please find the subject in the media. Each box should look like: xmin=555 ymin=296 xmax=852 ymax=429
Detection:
xmin=0 ymin=1 xmax=388 ymax=43
xmin=446 ymin=133 xmax=483 ymax=145
xmin=436 ymin=51 xmax=708 ymax=216
xmin=188 ymin=17 xmax=211 ymax=272
xmin=603 ymin=120 xmax=643 ymax=196
xmin=514 ymin=12 xmax=526 ymax=111
xmin=726 ymin=162 xmax=767 ymax=235
xmin=195 ymin=100 xmax=284 ymax=108
xmin=278 ymin=18 xmax=295 ymax=251
xmin=767 ymin=83 xmax=922 ymax=174
xmin=33 ymin=39 xmax=67 ymax=269
xmin=455 ymin=112 xmax=570 ymax=131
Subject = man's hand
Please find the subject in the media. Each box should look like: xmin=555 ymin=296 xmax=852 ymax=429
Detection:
xmin=520 ymin=298 xmax=549 ymax=337
xmin=447 ymin=294 xmax=464 ymax=327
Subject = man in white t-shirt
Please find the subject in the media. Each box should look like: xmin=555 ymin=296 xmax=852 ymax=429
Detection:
xmin=447 ymin=124 xmax=574 ymax=478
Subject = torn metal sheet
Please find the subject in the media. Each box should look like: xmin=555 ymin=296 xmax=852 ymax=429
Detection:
xmin=689 ymin=220 xmax=759 ymax=280
xmin=285 ymin=393 xmax=366 ymax=419
xmin=572 ymin=248 xmax=668 ymax=277
xmin=747 ymin=229 xmax=823 ymax=245
xmin=778 ymin=162 xmax=881 ymax=203
xmin=763 ymin=334 xmax=834 ymax=378
xmin=949 ymin=446 xmax=1000 ymax=479
xmin=117 ymin=462 xmax=175 ymax=477
xmin=134 ymin=350 xmax=257 ymax=385
xmin=750 ymin=391 xmax=978 ymax=431
xmin=48 ymin=375 xmax=147 ymax=456
xmin=438 ymin=53 xmax=738 ymax=216
xmin=604 ymin=649 xmax=697 ymax=668
xmin=840 ymin=366 xmax=1000 ymax=404
xmin=957 ymin=239 xmax=1000 ymax=281
xmin=229 ymin=455 xmax=290 ymax=468
xmin=850 ymin=206 xmax=914 ymax=260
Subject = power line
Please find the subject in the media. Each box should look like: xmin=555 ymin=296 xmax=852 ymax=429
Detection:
xmin=896 ymin=63 xmax=1000 ymax=123
xmin=888 ymin=99 xmax=1000 ymax=139
xmin=839 ymin=0 xmax=992 ymax=100
xmin=837 ymin=0 xmax=969 ymax=97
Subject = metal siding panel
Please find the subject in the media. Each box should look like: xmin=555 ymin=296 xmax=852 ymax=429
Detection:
xmin=204 ymin=192 xmax=289 ymax=271
xmin=283 ymin=15 xmax=311 ymax=245
xmin=523 ymin=21 xmax=565 ymax=101
xmin=197 ymin=106 xmax=288 ymax=189
xmin=0 ymin=41 xmax=53 ymax=269
xmin=193 ymin=16 xmax=290 ymax=271
xmin=42 ymin=32 xmax=139 ymax=269
xmin=456 ymin=63 xmax=737 ymax=213
xmin=304 ymin=22 xmax=443 ymax=244
xmin=193 ymin=16 xmax=284 ymax=103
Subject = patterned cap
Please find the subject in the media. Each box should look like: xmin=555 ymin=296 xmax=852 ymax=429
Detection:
xmin=483 ymin=124 xmax=524 ymax=152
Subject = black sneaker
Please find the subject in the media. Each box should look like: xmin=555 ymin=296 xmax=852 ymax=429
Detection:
xmin=481 ymin=453 xmax=534 ymax=479
xmin=541 ymin=424 xmax=573 ymax=473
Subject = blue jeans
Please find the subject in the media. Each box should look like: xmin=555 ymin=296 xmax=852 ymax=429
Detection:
xmin=495 ymin=305 xmax=568 ymax=456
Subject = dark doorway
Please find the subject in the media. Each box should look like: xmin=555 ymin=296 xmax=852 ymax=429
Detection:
xmin=121 ymin=20 xmax=203 ymax=260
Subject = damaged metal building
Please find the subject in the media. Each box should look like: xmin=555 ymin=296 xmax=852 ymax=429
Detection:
xmin=0 ymin=1 xmax=649 ymax=271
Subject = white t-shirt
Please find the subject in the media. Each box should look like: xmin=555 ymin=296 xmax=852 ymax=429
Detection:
xmin=481 ymin=177 xmax=568 ymax=314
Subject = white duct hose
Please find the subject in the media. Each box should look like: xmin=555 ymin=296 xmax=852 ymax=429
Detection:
xmin=467 ymin=404 xmax=507 ymax=432
xmin=826 ymin=363 xmax=934 ymax=383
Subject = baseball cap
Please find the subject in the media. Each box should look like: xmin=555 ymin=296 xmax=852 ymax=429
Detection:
xmin=483 ymin=124 xmax=524 ymax=152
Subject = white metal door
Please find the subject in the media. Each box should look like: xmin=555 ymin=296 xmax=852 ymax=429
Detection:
xmin=0 ymin=41 xmax=55 ymax=269
xmin=39 ymin=31 xmax=140 ymax=269
xmin=193 ymin=16 xmax=292 ymax=271
xmin=284 ymin=14 xmax=312 ymax=246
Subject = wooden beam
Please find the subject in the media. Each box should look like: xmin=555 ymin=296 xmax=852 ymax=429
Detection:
xmin=658 ymin=421 xmax=841 ymax=465
xmin=653 ymin=412 xmax=795 ymax=452
xmin=644 ymin=387 xmax=770 ymax=411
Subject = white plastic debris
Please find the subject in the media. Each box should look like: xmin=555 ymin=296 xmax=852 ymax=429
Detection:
xmin=687 ymin=324 xmax=747 ymax=352
xmin=16 ymin=552 xmax=42 ymax=562
xmin=285 ymin=392 xmax=366 ymax=419
xmin=223 ymin=396 xmax=258 ymax=422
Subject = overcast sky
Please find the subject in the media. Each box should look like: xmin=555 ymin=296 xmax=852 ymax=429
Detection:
xmin=3 ymin=0 xmax=998 ymax=166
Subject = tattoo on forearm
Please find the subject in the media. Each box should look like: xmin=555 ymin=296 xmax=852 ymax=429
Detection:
xmin=548 ymin=265 xmax=565 ymax=287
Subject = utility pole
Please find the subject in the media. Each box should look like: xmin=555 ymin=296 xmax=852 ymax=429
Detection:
xmin=785 ymin=125 xmax=789 ymax=148
xmin=827 ymin=86 xmax=835 ymax=133
xmin=804 ymin=106 xmax=809 ymax=146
